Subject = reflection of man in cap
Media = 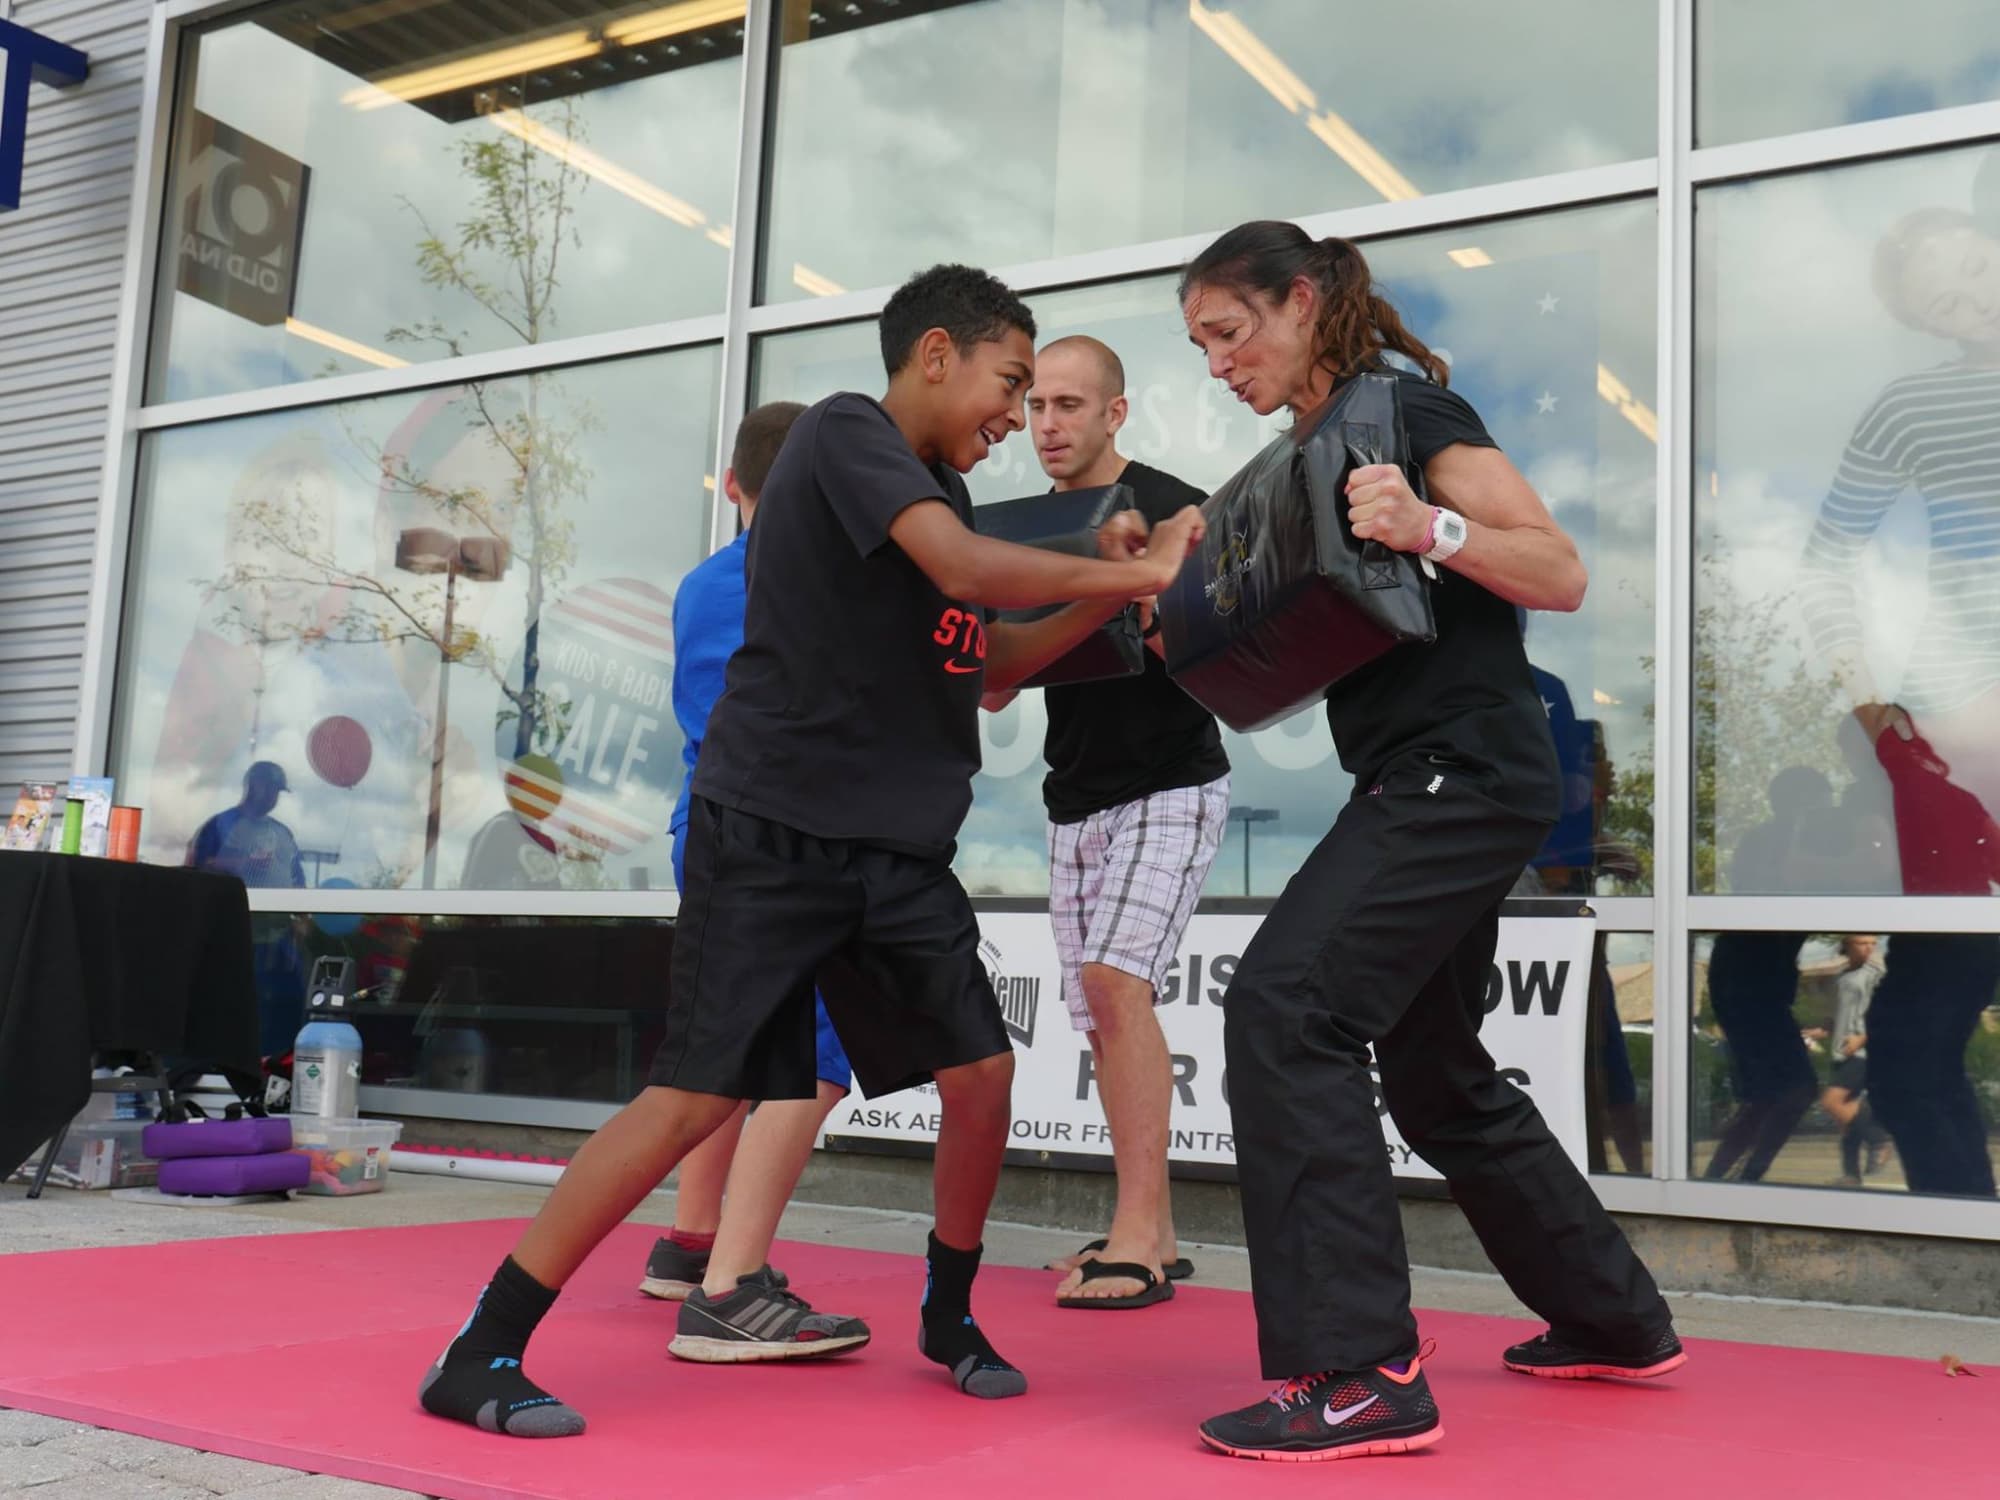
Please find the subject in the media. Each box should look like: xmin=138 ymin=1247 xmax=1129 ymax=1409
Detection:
xmin=186 ymin=761 xmax=306 ymax=888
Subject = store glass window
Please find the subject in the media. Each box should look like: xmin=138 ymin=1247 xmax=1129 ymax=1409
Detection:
xmin=759 ymin=0 xmax=1654 ymax=303
xmin=146 ymin=0 xmax=744 ymax=403
xmin=244 ymin=911 xmax=669 ymax=1101
xmin=1692 ymin=930 xmax=2000 ymax=1197
xmin=754 ymin=200 xmax=1656 ymax=896
xmin=110 ymin=347 xmax=722 ymax=893
xmin=1693 ymin=145 xmax=2000 ymax=896
xmin=1696 ymin=2 xmax=2000 ymax=148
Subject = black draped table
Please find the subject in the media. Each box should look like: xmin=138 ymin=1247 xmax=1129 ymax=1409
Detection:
xmin=0 ymin=853 xmax=260 ymax=1182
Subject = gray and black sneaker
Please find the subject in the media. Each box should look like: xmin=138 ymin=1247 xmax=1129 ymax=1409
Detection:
xmin=640 ymin=1239 xmax=792 ymax=1302
xmin=637 ymin=1237 xmax=710 ymax=1300
xmin=668 ymin=1267 xmax=871 ymax=1364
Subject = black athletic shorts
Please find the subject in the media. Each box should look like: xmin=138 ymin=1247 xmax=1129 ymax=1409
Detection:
xmin=650 ymin=796 xmax=1011 ymax=1101
xmin=1830 ymin=1054 xmax=1868 ymax=1097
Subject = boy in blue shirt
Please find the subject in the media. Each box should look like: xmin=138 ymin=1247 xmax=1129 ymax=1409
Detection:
xmin=635 ymin=401 xmax=869 ymax=1365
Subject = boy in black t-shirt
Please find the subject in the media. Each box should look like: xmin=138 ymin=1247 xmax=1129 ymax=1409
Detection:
xmin=985 ymin=337 xmax=1230 ymax=1311
xmin=418 ymin=265 xmax=1205 ymax=1437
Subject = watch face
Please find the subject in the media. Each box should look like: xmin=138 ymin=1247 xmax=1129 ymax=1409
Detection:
xmin=1441 ymin=512 xmax=1467 ymax=543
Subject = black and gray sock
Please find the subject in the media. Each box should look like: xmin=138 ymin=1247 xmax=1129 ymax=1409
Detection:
xmin=419 ymin=1257 xmax=586 ymax=1438
xmin=917 ymin=1231 xmax=1026 ymax=1399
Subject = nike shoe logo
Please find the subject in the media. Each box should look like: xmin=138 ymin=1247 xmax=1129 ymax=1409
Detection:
xmin=1324 ymin=1394 xmax=1381 ymax=1424
xmin=943 ymin=661 xmax=981 ymax=674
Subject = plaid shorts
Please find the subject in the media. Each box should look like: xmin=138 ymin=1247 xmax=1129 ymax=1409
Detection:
xmin=1048 ymin=776 xmax=1230 ymax=1030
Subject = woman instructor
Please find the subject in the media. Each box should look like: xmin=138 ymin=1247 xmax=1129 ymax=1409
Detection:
xmin=1178 ymin=221 xmax=1683 ymax=1463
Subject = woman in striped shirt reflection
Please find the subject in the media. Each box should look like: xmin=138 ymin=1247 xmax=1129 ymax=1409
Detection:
xmin=1801 ymin=206 xmax=2000 ymax=827
xmin=1801 ymin=205 xmax=2000 ymax=1198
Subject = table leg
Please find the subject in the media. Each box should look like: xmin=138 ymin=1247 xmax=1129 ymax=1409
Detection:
xmin=26 ymin=1120 xmax=72 ymax=1200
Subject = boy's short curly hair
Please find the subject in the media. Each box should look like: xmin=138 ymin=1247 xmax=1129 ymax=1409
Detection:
xmin=879 ymin=264 xmax=1037 ymax=377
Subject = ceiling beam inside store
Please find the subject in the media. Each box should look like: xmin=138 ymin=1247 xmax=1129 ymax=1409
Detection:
xmin=256 ymin=0 xmax=988 ymax=123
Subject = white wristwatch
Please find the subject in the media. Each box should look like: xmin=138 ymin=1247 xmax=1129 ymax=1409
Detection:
xmin=1422 ymin=506 xmax=1467 ymax=564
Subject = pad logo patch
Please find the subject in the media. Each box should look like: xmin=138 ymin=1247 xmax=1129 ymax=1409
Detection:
xmin=1204 ymin=531 xmax=1251 ymax=617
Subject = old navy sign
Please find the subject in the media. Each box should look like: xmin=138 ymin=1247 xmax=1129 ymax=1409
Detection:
xmin=0 ymin=19 xmax=90 ymax=212
xmin=173 ymin=110 xmax=309 ymax=326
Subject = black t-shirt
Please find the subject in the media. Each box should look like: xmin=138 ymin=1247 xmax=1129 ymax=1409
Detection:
xmin=1039 ymin=461 xmax=1230 ymax=823
xmin=1324 ymin=369 xmax=1562 ymax=821
xmin=692 ymin=393 xmax=989 ymax=859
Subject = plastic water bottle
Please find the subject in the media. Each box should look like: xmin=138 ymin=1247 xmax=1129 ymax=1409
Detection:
xmin=294 ymin=957 xmax=363 ymax=1119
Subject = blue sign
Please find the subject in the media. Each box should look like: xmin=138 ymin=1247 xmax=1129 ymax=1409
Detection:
xmin=0 ymin=18 xmax=89 ymax=213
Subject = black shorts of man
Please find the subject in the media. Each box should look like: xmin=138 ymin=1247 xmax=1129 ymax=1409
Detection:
xmin=986 ymin=336 xmax=1230 ymax=1310
xmin=414 ymin=264 xmax=1206 ymax=1438
xmin=1179 ymin=221 xmax=1683 ymax=1463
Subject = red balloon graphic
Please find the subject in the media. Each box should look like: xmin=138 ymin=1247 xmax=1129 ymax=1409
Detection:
xmin=307 ymin=715 xmax=373 ymax=789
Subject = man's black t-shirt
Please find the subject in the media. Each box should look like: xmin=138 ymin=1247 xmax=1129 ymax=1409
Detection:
xmin=692 ymin=393 xmax=989 ymax=859
xmin=1038 ymin=461 xmax=1230 ymax=823
xmin=1324 ymin=369 xmax=1561 ymax=822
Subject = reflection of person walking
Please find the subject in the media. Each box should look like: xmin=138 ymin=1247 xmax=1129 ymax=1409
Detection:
xmin=1177 ymin=222 xmax=1681 ymax=1466
xmin=1857 ymin=708 xmax=2000 ymax=1197
xmin=1793 ymin=209 xmax=2000 ymax=1190
xmin=1702 ymin=769 xmax=1823 ymax=1183
xmin=1820 ymin=936 xmax=1893 ymax=1185
xmin=1701 ymin=930 xmax=1814 ymax=1182
xmin=1864 ymin=936 xmax=1999 ymax=1197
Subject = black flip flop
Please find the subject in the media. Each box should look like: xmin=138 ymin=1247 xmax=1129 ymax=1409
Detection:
xmin=1044 ymin=1237 xmax=1109 ymax=1271
xmin=1047 ymin=1238 xmax=1196 ymax=1282
xmin=1056 ymin=1259 xmax=1175 ymax=1310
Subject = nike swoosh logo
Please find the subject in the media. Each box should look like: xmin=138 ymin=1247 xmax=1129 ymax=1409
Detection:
xmin=943 ymin=661 xmax=981 ymax=674
xmin=1324 ymin=1394 xmax=1381 ymax=1424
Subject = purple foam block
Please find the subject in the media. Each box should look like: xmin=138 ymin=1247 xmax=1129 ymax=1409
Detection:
xmin=143 ymin=1118 xmax=293 ymax=1160
xmin=157 ymin=1151 xmax=310 ymax=1197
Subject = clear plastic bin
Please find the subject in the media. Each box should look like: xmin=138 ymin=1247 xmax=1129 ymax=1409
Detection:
xmin=6 ymin=1120 xmax=158 ymax=1191
xmin=288 ymin=1117 xmax=403 ymax=1196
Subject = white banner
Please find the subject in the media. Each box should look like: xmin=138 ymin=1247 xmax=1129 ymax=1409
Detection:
xmin=826 ymin=910 xmax=1595 ymax=1181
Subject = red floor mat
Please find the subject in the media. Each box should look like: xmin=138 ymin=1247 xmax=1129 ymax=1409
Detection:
xmin=0 ymin=1219 xmax=1985 ymax=1498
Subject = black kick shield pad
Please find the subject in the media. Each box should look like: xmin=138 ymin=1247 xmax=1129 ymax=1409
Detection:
xmin=1156 ymin=374 xmax=1437 ymax=733
xmin=973 ymin=481 xmax=1146 ymax=688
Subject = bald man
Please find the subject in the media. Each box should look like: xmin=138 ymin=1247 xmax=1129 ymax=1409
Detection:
xmin=987 ymin=337 xmax=1231 ymax=1309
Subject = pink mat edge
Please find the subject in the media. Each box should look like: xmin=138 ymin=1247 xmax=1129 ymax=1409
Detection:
xmin=0 ymin=1218 xmax=634 ymax=1500
xmin=0 ymin=1385 xmax=510 ymax=1500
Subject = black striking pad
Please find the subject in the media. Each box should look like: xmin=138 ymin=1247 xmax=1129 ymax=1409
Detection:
xmin=973 ymin=481 xmax=1146 ymax=689
xmin=1156 ymin=374 xmax=1436 ymax=733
